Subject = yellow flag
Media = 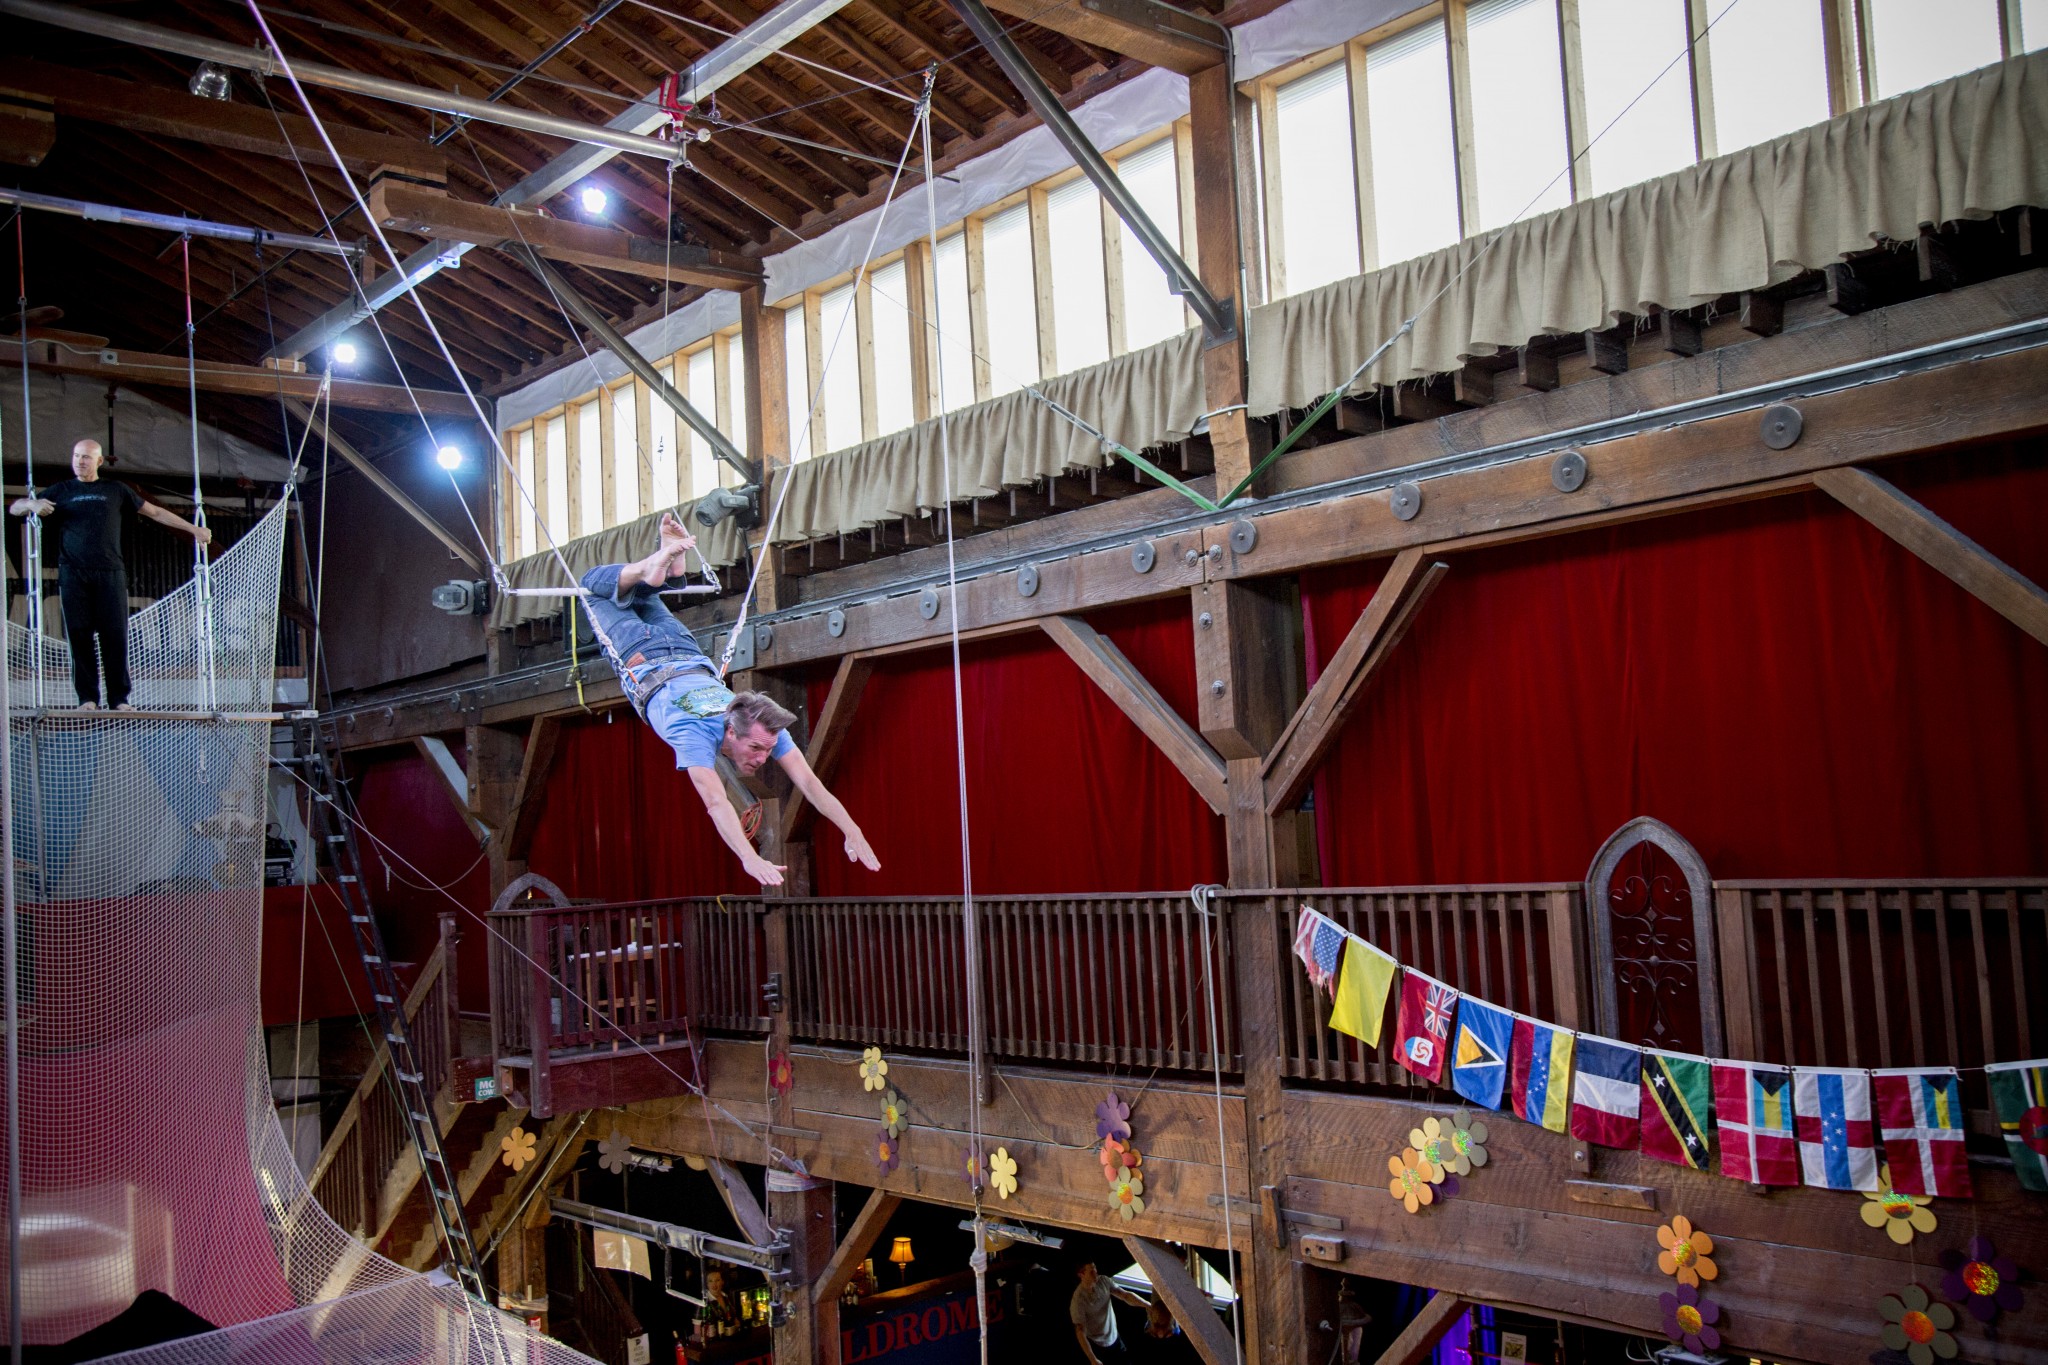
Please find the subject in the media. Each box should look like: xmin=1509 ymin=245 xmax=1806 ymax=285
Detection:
xmin=1327 ymin=938 xmax=1397 ymax=1046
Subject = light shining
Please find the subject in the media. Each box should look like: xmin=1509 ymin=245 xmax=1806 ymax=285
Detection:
xmin=331 ymin=340 xmax=358 ymax=366
xmin=579 ymin=186 xmax=609 ymax=215
xmin=436 ymin=444 xmax=463 ymax=471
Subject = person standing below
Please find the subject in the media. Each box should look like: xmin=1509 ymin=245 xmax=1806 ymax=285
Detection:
xmin=1071 ymin=1262 xmax=1147 ymax=1365
xmin=9 ymin=437 xmax=211 ymax=709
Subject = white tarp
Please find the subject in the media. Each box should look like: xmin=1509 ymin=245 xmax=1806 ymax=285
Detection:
xmin=1 ymin=369 xmax=293 ymax=484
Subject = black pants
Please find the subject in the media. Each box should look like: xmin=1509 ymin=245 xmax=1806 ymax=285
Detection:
xmin=57 ymin=568 xmax=131 ymax=707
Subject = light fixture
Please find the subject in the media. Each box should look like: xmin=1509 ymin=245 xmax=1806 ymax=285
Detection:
xmin=888 ymin=1236 xmax=914 ymax=1283
xmin=694 ymin=485 xmax=758 ymax=530
xmin=330 ymin=340 xmax=358 ymax=367
xmin=436 ymin=444 xmax=463 ymax=471
xmin=189 ymin=62 xmax=233 ymax=101
xmin=579 ymin=185 xmax=609 ymax=215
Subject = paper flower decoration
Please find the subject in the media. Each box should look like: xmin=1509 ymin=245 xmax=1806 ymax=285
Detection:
xmin=1096 ymin=1091 xmax=1132 ymax=1143
xmin=880 ymin=1088 xmax=908 ymax=1139
xmin=1109 ymin=1171 xmax=1146 ymax=1221
xmin=1940 ymin=1235 xmax=2023 ymax=1324
xmin=1878 ymin=1286 xmax=1958 ymax=1365
xmin=768 ymin=1053 xmax=794 ymax=1097
xmin=859 ymin=1047 xmax=889 ymax=1092
xmin=500 ymin=1126 xmax=537 ymax=1173
xmin=874 ymin=1128 xmax=901 ymax=1176
xmin=989 ymin=1146 xmax=1018 ymax=1199
xmin=597 ymin=1129 xmax=630 ymax=1175
xmin=1448 ymin=1110 xmax=1488 ymax=1173
xmin=1861 ymin=1166 xmax=1938 ymax=1245
xmin=1660 ymin=1284 xmax=1722 ymax=1354
xmin=1407 ymin=1117 xmax=1456 ymax=1183
xmin=1656 ymin=1216 xmax=1718 ymax=1288
xmin=1099 ymin=1137 xmax=1127 ymax=1181
xmin=1388 ymin=1148 xmax=1438 ymax=1214
xmin=963 ymin=1143 xmax=986 ymax=1193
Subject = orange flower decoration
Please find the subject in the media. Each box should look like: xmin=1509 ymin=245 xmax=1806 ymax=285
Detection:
xmin=1100 ymin=1138 xmax=1142 ymax=1183
xmin=1657 ymin=1215 xmax=1717 ymax=1288
xmin=1387 ymin=1148 xmax=1438 ymax=1214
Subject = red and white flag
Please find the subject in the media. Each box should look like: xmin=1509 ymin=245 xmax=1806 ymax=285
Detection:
xmin=1713 ymin=1060 xmax=1800 ymax=1186
xmin=1874 ymin=1067 xmax=1972 ymax=1198
xmin=1393 ymin=971 xmax=1459 ymax=1084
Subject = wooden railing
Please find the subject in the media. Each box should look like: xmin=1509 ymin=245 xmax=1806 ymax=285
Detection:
xmin=1717 ymin=881 xmax=2048 ymax=1116
xmin=1253 ymin=887 xmax=1584 ymax=1089
xmin=307 ymin=921 xmax=458 ymax=1239
xmin=788 ymin=895 xmax=1240 ymax=1074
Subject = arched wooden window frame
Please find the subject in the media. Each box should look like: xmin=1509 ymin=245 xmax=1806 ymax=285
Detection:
xmin=1582 ymin=817 xmax=1724 ymax=1056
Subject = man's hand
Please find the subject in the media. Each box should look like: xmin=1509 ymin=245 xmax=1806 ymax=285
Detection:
xmin=193 ymin=525 xmax=213 ymax=548
xmin=9 ymin=498 xmax=52 ymax=517
xmin=843 ymin=827 xmax=880 ymax=871
xmin=741 ymin=853 xmax=787 ymax=887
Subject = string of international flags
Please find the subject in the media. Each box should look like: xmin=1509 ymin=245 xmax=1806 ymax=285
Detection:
xmin=1292 ymin=907 xmax=2048 ymax=1197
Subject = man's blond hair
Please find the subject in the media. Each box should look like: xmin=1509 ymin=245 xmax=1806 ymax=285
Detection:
xmin=726 ymin=690 xmax=796 ymax=736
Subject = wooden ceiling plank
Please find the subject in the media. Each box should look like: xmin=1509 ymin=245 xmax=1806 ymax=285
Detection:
xmin=708 ymin=89 xmax=872 ymax=196
xmin=977 ymin=0 xmax=1208 ymax=76
xmin=855 ymin=0 xmax=1026 ymax=116
xmin=806 ymin=13 xmax=985 ymax=138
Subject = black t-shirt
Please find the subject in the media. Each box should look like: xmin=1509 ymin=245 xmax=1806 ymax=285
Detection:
xmin=41 ymin=478 xmax=143 ymax=574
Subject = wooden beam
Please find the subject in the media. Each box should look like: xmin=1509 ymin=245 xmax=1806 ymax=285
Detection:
xmin=0 ymin=87 xmax=55 ymax=168
xmin=0 ymin=59 xmax=451 ymax=180
xmin=0 ymin=337 xmax=475 ymax=417
xmin=815 ymin=1187 xmax=902 ymax=1307
xmin=779 ymin=653 xmax=876 ymax=844
xmin=1121 ymin=1237 xmax=1238 ymax=1365
xmin=1261 ymin=552 xmax=1449 ymax=814
xmin=1815 ymin=465 xmax=2048 ymax=646
xmin=503 ymin=715 xmax=564 ymax=861
xmin=413 ymin=736 xmax=492 ymax=843
xmin=1040 ymin=615 xmax=1227 ymax=814
xmin=1374 ymin=1293 xmax=1467 ymax=1365
xmin=707 ymin=1156 xmax=776 ymax=1249
xmin=978 ymin=0 xmax=1220 ymax=73
xmin=365 ymin=181 xmax=762 ymax=291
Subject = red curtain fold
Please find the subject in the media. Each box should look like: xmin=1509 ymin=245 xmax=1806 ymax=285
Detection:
xmin=1300 ymin=444 xmax=2048 ymax=885
xmin=347 ymin=749 xmax=493 ymax=1012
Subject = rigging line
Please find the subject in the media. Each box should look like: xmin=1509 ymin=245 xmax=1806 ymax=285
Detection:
xmin=14 ymin=212 xmax=43 ymax=707
xmin=1192 ymin=883 xmax=1245 ymax=1365
xmin=264 ymin=751 xmax=798 ymax=1168
xmin=180 ymin=234 xmax=222 ymax=710
xmin=619 ymin=0 xmax=921 ymax=106
xmin=712 ymin=81 xmax=932 ymax=678
xmin=1217 ymin=0 xmax=1749 ymax=508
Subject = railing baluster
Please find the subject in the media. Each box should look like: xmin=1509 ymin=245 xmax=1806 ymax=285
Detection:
xmin=1966 ymin=888 xmax=1995 ymax=1073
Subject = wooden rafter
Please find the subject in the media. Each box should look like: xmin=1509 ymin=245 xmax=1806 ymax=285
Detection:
xmin=779 ymin=652 xmax=876 ymax=843
xmin=503 ymin=715 xmax=564 ymax=861
xmin=1041 ymin=614 xmax=1228 ymax=813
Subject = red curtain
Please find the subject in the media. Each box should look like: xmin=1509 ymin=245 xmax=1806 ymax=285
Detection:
xmin=806 ymin=597 xmax=1227 ymax=896
xmin=1300 ymin=444 xmax=2048 ymax=885
xmin=348 ymin=748 xmax=493 ymax=1011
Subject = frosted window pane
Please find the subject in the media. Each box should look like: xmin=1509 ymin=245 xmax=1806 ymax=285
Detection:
xmin=1704 ymin=0 xmax=1829 ymax=153
xmin=1577 ymin=0 xmax=1697 ymax=195
xmin=1116 ymin=139 xmax=1187 ymax=351
xmin=2026 ymin=0 xmax=2048 ymax=50
xmin=611 ymin=384 xmax=639 ymax=525
xmin=1365 ymin=20 xmax=1460 ymax=266
xmin=982 ymin=203 xmax=1038 ymax=396
xmin=543 ymin=413 xmax=568 ymax=551
xmin=934 ymin=232 xmax=974 ymax=410
xmin=818 ymin=282 xmax=862 ymax=453
xmin=576 ymin=400 xmax=603 ymax=535
xmin=687 ymin=348 xmax=719 ymax=499
xmin=869 ymin=261 xmax=916 ymax=436
xmin=1047 ymin=178 xmax=1110 ymax=374
xmin=515 ymin=427 xmax=536 ymax=559
xmin=1467 ymin=0 xmax=1572 ymax=230
xmin=1272 ymin=62 xmax=1360 ymax=295
xmin=1866 ymin=0 xmax=2002 ymax=97
xmin=726 ymin=332 xmax=747 ymax=468
xmin=783 ymin=304 xmax=812 ymax=460
xmin=648 ymin=373 xmax=679 ymax=511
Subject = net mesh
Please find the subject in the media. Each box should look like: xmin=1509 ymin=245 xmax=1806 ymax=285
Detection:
xmin=2 ymin=498 xmax=596 ymax=1362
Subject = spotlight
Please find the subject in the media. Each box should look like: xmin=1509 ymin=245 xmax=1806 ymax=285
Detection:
xmin=189 ymin=62 xmax=233 ymax=101
xmin=693 ymin=485 xmax=758 ymax=530
xmin=436 ymin=444 xmax=463 ymax=471
xmin=431 ymin=580 xmax=491 ymax=616
xmin=330 ymin=340 xmax=358 ymax=367
xmin=579 ymin=185 xmax=609 ymax=216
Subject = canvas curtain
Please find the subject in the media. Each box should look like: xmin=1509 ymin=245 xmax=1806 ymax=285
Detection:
xmin=1249 ymin=48 xmax=2048 ymax=414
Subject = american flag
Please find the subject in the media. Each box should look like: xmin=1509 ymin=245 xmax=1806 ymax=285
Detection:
xmin=1292 ymin=906 xmax=1347 ymax=996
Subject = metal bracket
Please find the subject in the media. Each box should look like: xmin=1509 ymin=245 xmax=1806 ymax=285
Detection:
xmin=719 ymin=625 xmax=756 ymax=671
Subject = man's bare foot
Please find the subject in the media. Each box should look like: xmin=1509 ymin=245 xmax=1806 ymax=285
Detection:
xmin=77 ymin=700 xmax=99 ymax=711
xmin=114 ymin=703 xmax=136 ymax=712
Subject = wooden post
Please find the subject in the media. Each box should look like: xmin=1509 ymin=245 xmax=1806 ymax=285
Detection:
xmin=1186 ymin=63 xmax=1267 ymax=497
xmin=1191 ymin=578 xmax=1307 ymax=890
xmin=741 ymin=284 xmax=794 ymax=611
xmin=1229 ymin=894 xmax=1304 ymax=1365
xmin=816 ymin=1189 xmax=902 ymax=1365
xmin=770 ymin=1174 xmax=834 ymax=1365
xmin=467 ymin=721 xmax=528 ymax=899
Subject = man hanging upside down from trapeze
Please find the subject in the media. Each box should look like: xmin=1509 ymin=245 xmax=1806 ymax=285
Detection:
xmin=581 ymin=512 xmax=879 ymax=887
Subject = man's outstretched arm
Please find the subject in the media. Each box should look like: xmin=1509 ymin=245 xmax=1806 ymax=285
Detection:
xmin=686 ymin=764 xmax=786 ymax=886
xmin=775 ymin=749 xmax=880 ymax=871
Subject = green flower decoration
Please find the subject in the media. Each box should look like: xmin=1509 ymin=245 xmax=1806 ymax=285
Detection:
xmin=1448 ymin=1109 xmax=1488 ymax=1173
xmin=880 ymin=1088 xmax=908 ymax=1138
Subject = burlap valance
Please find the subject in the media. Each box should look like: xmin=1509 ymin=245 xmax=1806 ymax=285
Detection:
xmin=1248 ymin=49 xmax=2048 ymax=415
xmin=492 ymin=328 xmax=1204 ymax=626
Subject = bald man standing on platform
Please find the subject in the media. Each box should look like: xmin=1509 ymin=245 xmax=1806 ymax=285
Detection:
xmin=9 ymin=437 xmax=211 ymax=709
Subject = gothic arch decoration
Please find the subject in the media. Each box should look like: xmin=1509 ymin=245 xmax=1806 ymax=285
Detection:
xmin=1584 ymin=818 xmax=1723 ymax=1057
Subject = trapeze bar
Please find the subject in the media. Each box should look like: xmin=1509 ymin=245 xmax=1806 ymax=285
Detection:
xmin=502 ymin=586 xmax=720 ymax=597
xmin=0 ymin=188 xmax=360 ymax=259
xmin=549 ymin=1197 xmax=788 ymax=1274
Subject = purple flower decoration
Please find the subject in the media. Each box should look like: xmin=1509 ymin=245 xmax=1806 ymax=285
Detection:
xmin=1435 ymin=1174 xmax=1461 ymax=1201
xmin=874 ymin=1128 xmax=901 ymax=1176
xmin=1095 ymin=1091 xmax=1132 ymax=1143
xmin=1659 ymin=1284 xmax=1721 ymax=1354
xmin=1940 ymin=1235 xmax=2023 ymax=1324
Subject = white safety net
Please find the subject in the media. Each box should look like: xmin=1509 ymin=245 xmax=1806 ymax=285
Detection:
xmin=2 ymin=498 xmax=595 ymax=1362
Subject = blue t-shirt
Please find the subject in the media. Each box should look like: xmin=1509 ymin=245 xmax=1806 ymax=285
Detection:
xmin=647 ymin=683 xmax=796 ymax=771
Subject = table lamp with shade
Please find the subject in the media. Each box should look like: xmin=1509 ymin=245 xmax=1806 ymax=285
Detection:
xmin=889 ymin=1236 xmax=915 ymax=1284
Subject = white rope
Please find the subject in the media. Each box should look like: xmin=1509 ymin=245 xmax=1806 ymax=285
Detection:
xmin=14 ymin=213 xmax=45 ymax=707
xmin=179 ymin=236 xmax=222 ymax=711
xmin=1193 ymin=883 xmax=1245 ymax=1365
